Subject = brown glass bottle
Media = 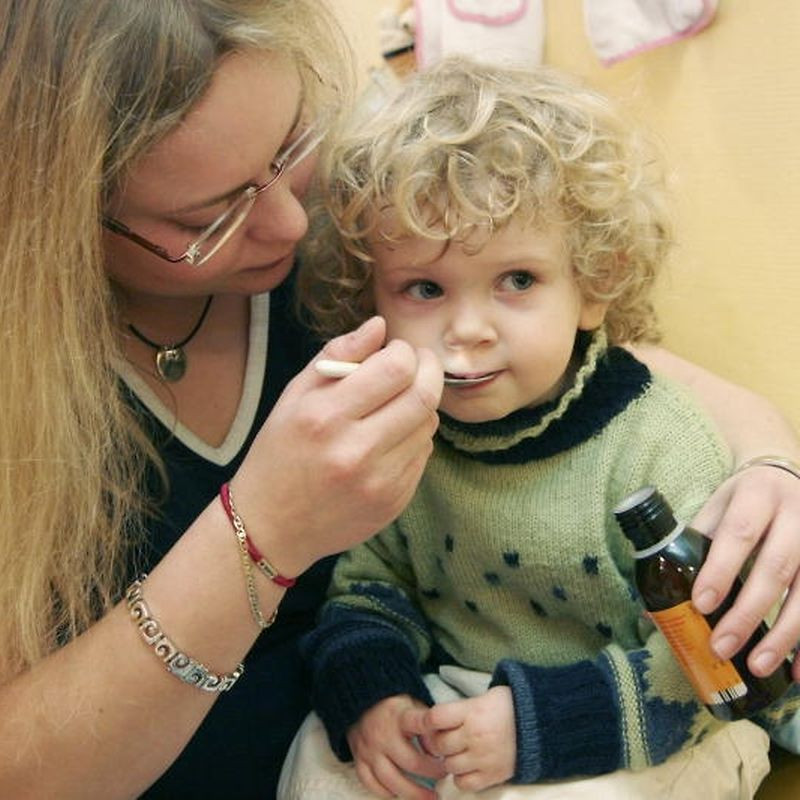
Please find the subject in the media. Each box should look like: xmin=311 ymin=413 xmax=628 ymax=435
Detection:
xmin=614 ymin=486 xmax=792 ymax=721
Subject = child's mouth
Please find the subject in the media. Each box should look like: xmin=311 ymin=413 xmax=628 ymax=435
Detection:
xmin=443 ymin=371 xmax=499 ymax=386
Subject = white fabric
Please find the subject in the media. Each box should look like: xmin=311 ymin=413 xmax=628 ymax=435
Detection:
xmin=415 ymin=0 xmax=544 ymax=69
xmin=378 ymin=6 xmax=416 ymax=55
xmin=413 ymin=0 xmax=717 ymax=71
xmin=116 ymin=292 xmax=269 ymax=466
xmin=583 ymin=0 xmax=718 ymax=66
xmin=278 ymin=666 xmax=770 ymax=799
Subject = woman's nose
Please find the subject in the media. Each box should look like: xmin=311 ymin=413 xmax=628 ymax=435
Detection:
xmin=246 ymin=178 xmax=309 ymax=246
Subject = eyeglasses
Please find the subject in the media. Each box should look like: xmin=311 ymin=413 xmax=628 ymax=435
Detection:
xmin=103 ymin=115 xmax=329 ymax=267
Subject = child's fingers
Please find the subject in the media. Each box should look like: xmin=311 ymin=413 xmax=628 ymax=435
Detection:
xmin=428 ymin=726 xmax=467 ymax=759
xmin=400 ymin=706 xmax=432 ymax=737
xmin=368 ymin=753 xmax=437 ymax=800
xmin=353 ymin=759 xmax=395 ymax=799
xmin=424 ymin=698 xmax=468 ymax=732
xmin=385 ymin=732 xmax=447 ymax=782
xmin=452 ymin=768 xmax=494 ymax=794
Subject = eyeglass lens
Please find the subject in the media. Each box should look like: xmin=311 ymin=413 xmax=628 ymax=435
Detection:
xmin=188 ymin=116 xmax=329 ymax=265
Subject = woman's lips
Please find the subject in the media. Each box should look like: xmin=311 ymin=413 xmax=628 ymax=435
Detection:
xmin=245 ymin=252 xmax=293 ymax=273
xmin=263 ymin=252 xmax=292 ymax=270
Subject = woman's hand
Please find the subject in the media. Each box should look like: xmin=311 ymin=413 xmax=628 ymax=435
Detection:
xmin=692 ymin=465 xmax=800 ymax=679
xmin=234 ymin=316 xmax=443 ymax=578
xmin=630 ymin=343 xmax=800 ymax=680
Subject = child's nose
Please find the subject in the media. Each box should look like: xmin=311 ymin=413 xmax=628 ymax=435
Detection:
xmin=443 ymin=301 xmax=497 ymax=349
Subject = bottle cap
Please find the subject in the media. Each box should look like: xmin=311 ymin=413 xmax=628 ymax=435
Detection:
xmin=613 ymin=486 xmax=677 ymax=550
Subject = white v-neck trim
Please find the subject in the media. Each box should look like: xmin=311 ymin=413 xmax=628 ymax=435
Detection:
xmin=117 ymin=293 xmax=270 ymax=466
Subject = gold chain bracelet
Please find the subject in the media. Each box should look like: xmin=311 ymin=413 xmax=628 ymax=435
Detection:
xmin=228 ymin=514 xmax=278 ymax=630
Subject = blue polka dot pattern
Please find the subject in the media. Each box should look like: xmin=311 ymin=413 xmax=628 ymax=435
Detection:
xmin=596 ymin=622 xmax=613 ymax=638
xmin=530 ymin=599 xmax=548 ymax=616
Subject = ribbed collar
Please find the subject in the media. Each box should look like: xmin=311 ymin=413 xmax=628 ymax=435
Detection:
xmin=437 ymin=329 xmax=651 ymax=464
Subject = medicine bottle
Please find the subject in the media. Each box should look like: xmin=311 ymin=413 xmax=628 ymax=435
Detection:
xmin=614 ymin=486 xmax=792 ymax=720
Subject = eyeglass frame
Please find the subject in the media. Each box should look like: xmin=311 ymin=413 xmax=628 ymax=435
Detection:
xmin=102 ymin=114 xmax=330 ymax=267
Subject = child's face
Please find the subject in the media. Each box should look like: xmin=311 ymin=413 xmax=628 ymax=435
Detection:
xmin=371 ymin=217 xmax=607 ymax=423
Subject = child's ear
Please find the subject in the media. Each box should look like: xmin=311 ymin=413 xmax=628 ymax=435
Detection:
xmin=578 ymin=298 xmax=609 ymax=331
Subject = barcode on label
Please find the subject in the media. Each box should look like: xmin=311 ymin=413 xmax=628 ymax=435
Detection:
xmin=711 ymin=682 xmax=748 ymax=704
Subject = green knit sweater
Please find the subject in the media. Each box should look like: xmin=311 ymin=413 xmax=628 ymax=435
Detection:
xmin=302 ymin=332 xmax=800 ymax=783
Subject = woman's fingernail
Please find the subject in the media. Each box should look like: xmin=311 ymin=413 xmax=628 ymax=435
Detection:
xmin=751 ymin=651 xmax=777 ymax=675
xmin=354 ymin=317 xmax=375 ymax=336
xmin=713 ymin=634 xmax=739 ymax=660
xmin=694 ymin=588 xmax=717 ymax=613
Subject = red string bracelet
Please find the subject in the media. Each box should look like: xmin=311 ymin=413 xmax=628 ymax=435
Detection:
xmin=219 ymin=482 xmax=297 ymax=588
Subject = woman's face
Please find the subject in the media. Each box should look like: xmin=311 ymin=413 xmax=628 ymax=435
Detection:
xmin=104 ymin=50 xmax=314 ymax=300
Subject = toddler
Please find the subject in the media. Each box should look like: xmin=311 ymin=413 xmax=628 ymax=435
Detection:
xmin=280 ymin=56 xmax=799 ymax=799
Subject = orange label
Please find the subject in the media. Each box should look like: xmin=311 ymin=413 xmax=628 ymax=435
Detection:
xmin=650 ymin=601 xmax=747 ymax=706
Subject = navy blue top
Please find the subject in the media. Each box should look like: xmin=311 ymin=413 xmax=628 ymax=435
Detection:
xmin=127 ymin=277 xmax=336 ymax=800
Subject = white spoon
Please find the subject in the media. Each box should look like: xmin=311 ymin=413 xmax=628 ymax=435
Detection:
xmin=315 ymin=359 xmax=494 ymax=386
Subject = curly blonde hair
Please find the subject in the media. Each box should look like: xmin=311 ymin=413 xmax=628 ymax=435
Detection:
xmin=299 ymin=56 xmax=671 ymax=345
xmin=0 ymin=0 xmax=352 ymax=679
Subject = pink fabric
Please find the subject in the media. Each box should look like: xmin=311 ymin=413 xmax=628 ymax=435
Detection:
xmin=413 ymin=0 xmax=718 ymax=71
xmin=446 ymin=0 xmax=529 ymax=27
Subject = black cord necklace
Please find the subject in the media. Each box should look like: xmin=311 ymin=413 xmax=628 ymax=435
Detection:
xmin=128 ymin=295 xmax=214 ymax=382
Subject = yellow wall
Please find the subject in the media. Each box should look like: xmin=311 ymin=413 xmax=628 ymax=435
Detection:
xmin=330 ymin=0 xmax=800 ymax=430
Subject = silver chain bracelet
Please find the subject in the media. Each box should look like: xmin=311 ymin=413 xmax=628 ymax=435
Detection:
xmin=735 ymin=455 xmax=800 ymax=482
xmin=126 ymin=577 xmax=244 ymax=693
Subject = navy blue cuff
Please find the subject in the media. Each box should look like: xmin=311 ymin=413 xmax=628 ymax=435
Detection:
xmin=491 ymin=659 xmax=621 ymax=782
xmin=303 ymin=619 xmax=432 ymax=761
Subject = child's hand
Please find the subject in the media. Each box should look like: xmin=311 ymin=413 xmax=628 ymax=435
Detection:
xmin=407 ymin=686 xmax=516 ymax=793
xmin=346 ymin=694 xmax=446 ymax=800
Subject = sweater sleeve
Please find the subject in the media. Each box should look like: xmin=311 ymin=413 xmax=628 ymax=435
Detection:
xmin=490 ymin=629 xmax=717 ymax=783
xmin=300 ymin=524 xmax=434 ymax=761
xmin=753 ymin=683 xmax=800 ymax=747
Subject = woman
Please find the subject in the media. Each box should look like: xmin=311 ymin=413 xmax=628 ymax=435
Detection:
xmin=0 ymin=2 xmax=797 ymax=798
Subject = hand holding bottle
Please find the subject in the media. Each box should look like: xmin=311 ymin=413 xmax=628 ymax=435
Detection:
xmin=615 ymin=486 xmax=793 ymax=720
xmin=689 ymin=465 xmax=800 ymax=680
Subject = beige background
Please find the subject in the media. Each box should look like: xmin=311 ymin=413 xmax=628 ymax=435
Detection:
xmin=329 ymin=0 xmax=800 ymax=431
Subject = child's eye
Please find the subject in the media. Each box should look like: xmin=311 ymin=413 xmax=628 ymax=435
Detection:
xmin=500 ymin=271 xmax=535 ymax=292
xmin=405 ymin=280 xmax=443 ymax=300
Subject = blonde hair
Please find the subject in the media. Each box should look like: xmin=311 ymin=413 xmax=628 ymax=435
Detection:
xmin=299 ymin=56 xmax=672 ymax=345
xmin=0 ymin=0 xmax=352 ymax=679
